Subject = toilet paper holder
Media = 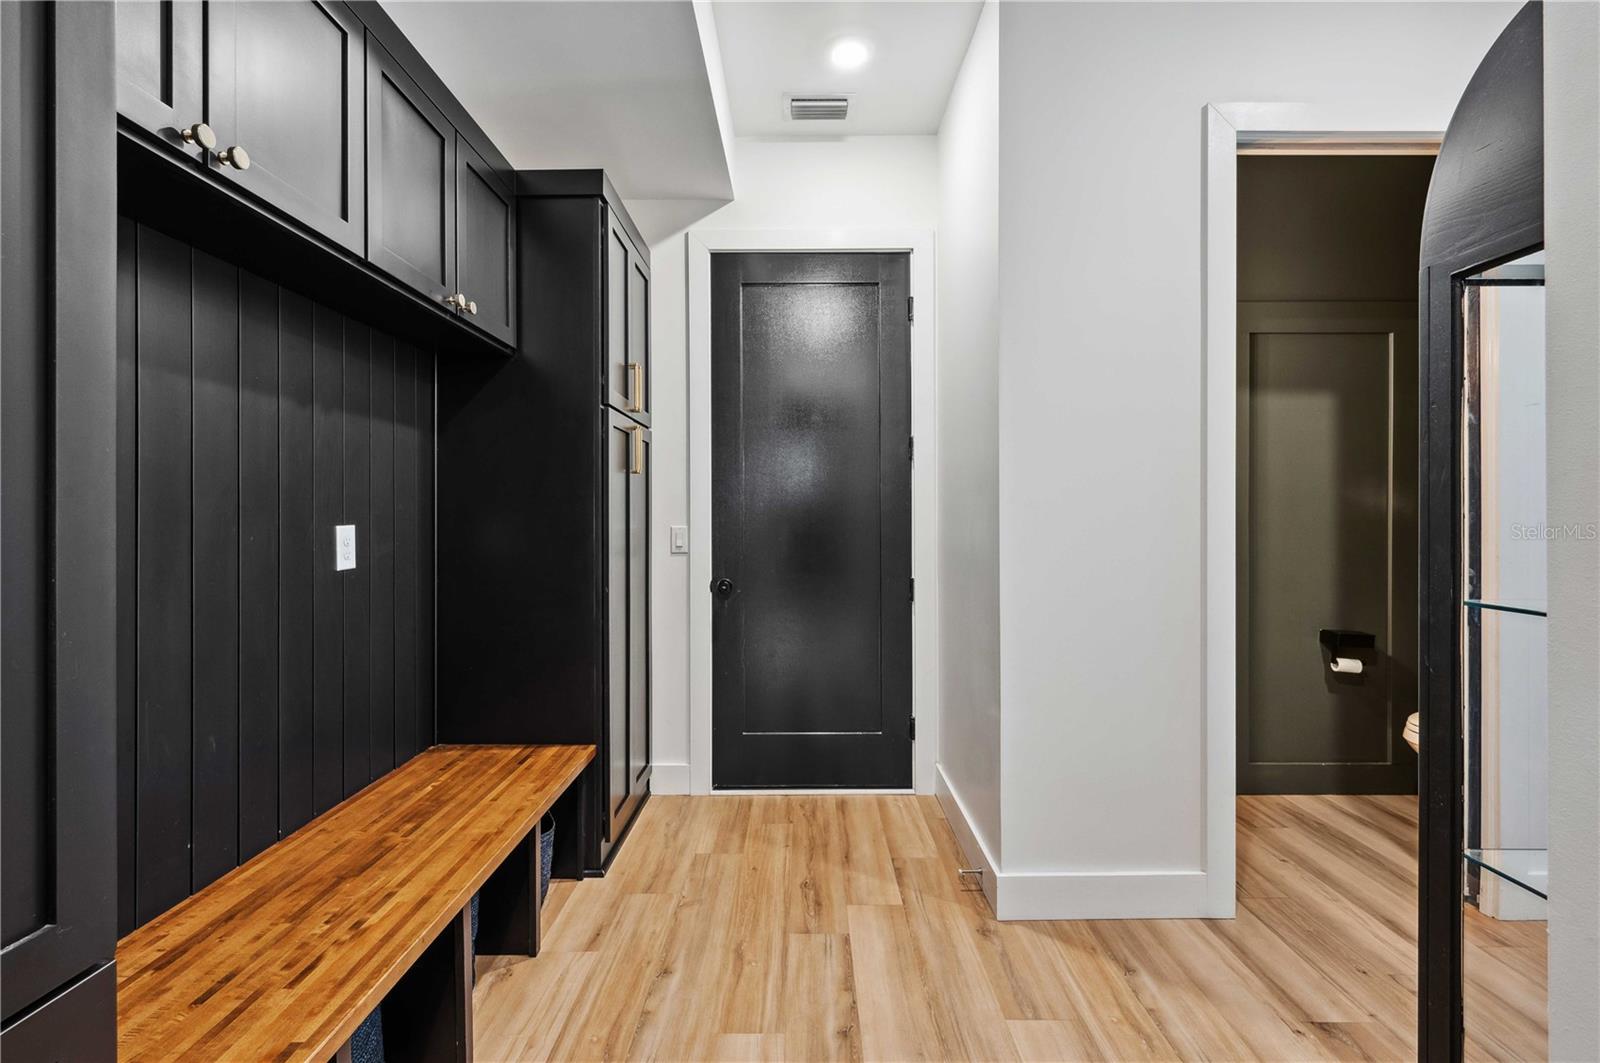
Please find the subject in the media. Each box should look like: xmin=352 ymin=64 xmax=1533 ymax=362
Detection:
xmin=1319 ymin=629 xmax=1374 ymax=675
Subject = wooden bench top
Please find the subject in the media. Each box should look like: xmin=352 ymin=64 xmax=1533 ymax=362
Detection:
xmin=116 ymin=743 xmax=594 ymax=1063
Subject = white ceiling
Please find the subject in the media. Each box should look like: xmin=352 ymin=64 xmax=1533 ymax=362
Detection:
xmin=382 ymin=1 xmax=733 ymax=200
xmin=712 ymin=1 xmax=983 ymax=136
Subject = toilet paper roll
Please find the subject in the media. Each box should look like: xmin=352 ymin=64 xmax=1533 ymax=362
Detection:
xmin=1330 ymin=656 xmax=1364 ymax=675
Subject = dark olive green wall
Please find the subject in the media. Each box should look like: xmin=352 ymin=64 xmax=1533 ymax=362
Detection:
xmin=1239 ymin=154 xmax=1435 ymax=302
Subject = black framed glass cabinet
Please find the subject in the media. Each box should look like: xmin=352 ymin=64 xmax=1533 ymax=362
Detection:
xmin=1416 ymin=3 xmax=1546 ymax=1059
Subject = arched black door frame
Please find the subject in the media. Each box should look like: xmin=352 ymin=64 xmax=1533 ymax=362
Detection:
xmin=1416 ymin=4 xmax=1544 ymax=1059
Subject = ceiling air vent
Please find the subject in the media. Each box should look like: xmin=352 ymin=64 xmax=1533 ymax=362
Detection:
xmin=788 ymin=95 xmax=850 ymax=121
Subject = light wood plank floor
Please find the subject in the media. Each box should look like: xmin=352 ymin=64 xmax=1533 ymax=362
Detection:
xmin=474 ymin=794 xmax=1546 ymax=1061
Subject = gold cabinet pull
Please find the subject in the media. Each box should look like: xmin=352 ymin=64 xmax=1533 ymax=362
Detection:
xmin=216 ymin=144 xmax=251 ymax=171
xmin=628 ymin=425 xmax=644 ymax=475
xmin=626 ymin=362 xmax=644 ymax=413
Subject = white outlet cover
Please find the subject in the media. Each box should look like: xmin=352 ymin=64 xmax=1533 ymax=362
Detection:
xmin=335 ymin=525 xmax=357 ymax=571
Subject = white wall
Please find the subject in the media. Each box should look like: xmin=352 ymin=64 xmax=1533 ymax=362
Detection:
xmin=933 ymin=0 xmax=1002 ymax=879
xmin=1544 ymin=1 xmax=1600 ymax=1055
xmin=994 ymin=2 xmax=1517 ymax=912
xmin=630 ymin=135 xmax=941 ymax=793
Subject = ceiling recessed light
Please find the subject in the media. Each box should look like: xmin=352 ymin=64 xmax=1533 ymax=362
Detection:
xmin=829 ymin=38 xmax=871 ymax=71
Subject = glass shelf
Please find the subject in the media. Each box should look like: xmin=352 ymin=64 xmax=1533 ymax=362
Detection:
xmin=1465 ymin=848 xmax=1548 ymax=899
xmin=1463 ymin=599 xmax=1547 ymax=618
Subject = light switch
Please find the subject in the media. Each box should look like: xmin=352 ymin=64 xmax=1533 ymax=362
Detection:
xmin=669 ymin=524 xmax=689 ymax=554
xmin=335 ymin=525 xmax=357 ymax=571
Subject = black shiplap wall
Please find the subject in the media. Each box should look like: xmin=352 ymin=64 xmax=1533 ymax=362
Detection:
xmin=116 ymin=220 xmax=436 ymax=933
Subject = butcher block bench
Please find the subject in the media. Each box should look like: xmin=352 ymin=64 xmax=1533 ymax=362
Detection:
xmin=116 ymin=744 xmax=594 ymax=1063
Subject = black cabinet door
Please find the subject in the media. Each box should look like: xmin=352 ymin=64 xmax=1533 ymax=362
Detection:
xmin=626 ymin=245 xmax=651 ymax=425
xmin=604 ymin=217 xmax=634 ymax=413
xmin=454 ymin=136 xmax=515 ymax=345
xmin=114 ymin=0 xmax=204 ymax=158
xmin=604 ymin=413 xmax=632 ymax=841
xmin=366 ymin=37 xmax=455 ymax=308
xmin=628 ymin=426 xmax=652 ymax=801
xmin=2 ymin=0 xmax=118 ymax=1031
xmin=207 ymin=0 xmax=366 ymax=254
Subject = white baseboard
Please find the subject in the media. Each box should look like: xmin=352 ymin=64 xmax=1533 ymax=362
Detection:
xmin=651 ymin=762 xmax=692 ymax=794
xmin=934 ymin=765 xmax=1216 ymax=920
xmin=934 ymin=764 xmax=1000 ymax=914
xmin=996 ymin=867 xmax=1211 ymax=921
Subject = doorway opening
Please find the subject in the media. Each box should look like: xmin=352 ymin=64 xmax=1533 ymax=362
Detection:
xmin=708 ymin=251 xmax=913 ymax=790
xmin=1236 ymin=152 xmax=1430 ymax=796
xmin=1234 ymin=148 xmax=1548 ymax=1059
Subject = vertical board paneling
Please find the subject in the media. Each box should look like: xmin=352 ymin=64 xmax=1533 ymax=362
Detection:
xmin=115 ymin=219 xmax=139 ymax=936
xmin=418 ymin=361 xmax=436 ymax=747
xmin=312 ymin=306 xmax=345 ymax=814
xmin=369 ymin=337 xmax=397 ymax=776
xmin=278 ymin=292 xmax=316 ymax=836
xmin=119 ymin=223 xmax=436 ymax=928
xmin=393 ymin=345 xmax=420 ymax=762
xmin=190 ymin=253 xmax=242 ymax=891
xmin=134 ymin=227 xmax=194 ymax=923
xmin=239 ymin=273 xmax=281 ymax=861
xmin=342 ymin=323 xmax=372 ymax=794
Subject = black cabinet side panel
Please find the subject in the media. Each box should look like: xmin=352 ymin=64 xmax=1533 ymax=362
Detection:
xmin=115 ymin=218 xmax=140 ymax=935
xmin=3 ymin=1 xmax=119 ymax=1023
xmin=436 ymin=196 xmax=604 ymax=746
xmin=116 ymin=223 xmax=438 ymax=930
xmin=1 ymin=1 xmax=52 ymax=946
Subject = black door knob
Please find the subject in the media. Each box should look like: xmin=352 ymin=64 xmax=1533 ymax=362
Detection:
xmin=713 ymin=577 xmax=734 ymax=598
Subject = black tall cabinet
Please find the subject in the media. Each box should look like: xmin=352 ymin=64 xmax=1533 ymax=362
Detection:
xmin=438 ymin=170 xmax=652 ymax=875
xmin=1 ymin=3 xmax=119 ymax=1055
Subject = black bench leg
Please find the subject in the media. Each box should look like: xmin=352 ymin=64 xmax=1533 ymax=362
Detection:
xmin=382 ymin=904 xmax=473 ymax=1063
xmin=475 ymin=823 xmax=542 ymax=958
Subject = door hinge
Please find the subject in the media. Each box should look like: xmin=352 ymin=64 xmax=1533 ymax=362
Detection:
xmin=908 ymin=296 xmax=915 ymax=322
xmin=910 ymin=715 xmax=917 ymax=741
xmin=909 ymin=577 xmax=915 ymax=602
xmin=909 ymin=435 xmax=915 ymax=462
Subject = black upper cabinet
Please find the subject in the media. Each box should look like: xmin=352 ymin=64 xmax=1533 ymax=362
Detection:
xmin=455 ymin=137 xmax=517 ymax=345
xmin=207 ymin=1 xmax=366 ymax=254
xmin=367 ymin=37 xmax=457 ymax=311
xmin=113 ymin=0 xmax=517 ymax=349
xmin=114 ymin=0 xmax=204 ymax=159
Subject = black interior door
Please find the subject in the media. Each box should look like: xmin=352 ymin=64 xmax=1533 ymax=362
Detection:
xmin=453 ymin=135 xmax=515 ymax=345
xmin=207 ymin=0 xmax=366 ymax=253
xmin=710 ymin=252 xmax=912 ymax=789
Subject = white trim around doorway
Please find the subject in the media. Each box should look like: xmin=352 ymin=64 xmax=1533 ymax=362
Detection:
xmin=685 ymin=229 xmax=939 ymax=797
xmin=1201 ymin=104 xmax=1443 ymax=918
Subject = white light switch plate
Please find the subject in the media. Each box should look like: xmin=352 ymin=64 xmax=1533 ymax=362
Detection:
xmin=669 ymin=524 xmax=689 ymax=554
xmin=335 ymin=525 xmax=357 ymax=571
